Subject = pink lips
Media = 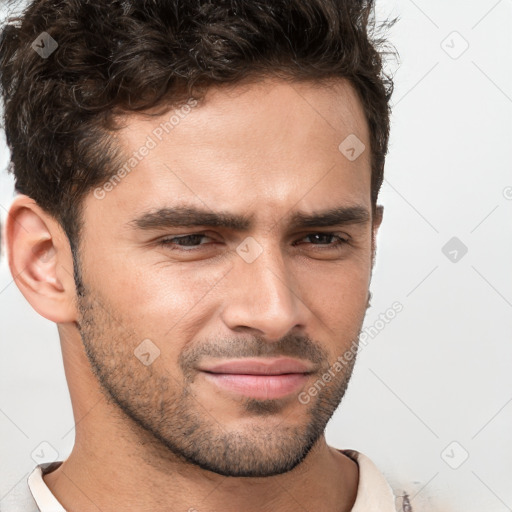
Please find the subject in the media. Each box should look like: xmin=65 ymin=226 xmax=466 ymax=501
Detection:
xmin=199 ymin=357 xmax=314 ymax=400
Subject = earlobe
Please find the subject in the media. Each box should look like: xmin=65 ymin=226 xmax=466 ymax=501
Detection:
xmin=6 ymin=195 xmax=78 ymax=324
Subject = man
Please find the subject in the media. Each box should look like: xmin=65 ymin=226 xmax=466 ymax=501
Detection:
xmin=1 ymin=0 xmax=398 ymax=510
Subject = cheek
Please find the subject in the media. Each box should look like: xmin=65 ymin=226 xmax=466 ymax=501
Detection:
xmin=296 ymin=259 xmax=371 ymax=345
xmin=90 ymin=256 xmax=229 ymax=349
xmin=299 ymin=251 xmax=371 ymax=299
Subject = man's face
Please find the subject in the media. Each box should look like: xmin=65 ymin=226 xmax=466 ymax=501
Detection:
xmin=74 ymin=78 xmax=377 ymax=477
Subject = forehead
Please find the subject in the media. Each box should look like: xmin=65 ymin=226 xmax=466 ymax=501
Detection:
xmin=91 ymin=78 xmax=372 ymax=224
xmin=119 ymin=76 xmax=369 ymax=157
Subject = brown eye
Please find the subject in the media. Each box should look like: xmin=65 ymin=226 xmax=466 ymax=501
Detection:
xmin=158 ymin=233 xmax=214 ymax=250
xmin=297 ymin=233 xmax=349 ymax=249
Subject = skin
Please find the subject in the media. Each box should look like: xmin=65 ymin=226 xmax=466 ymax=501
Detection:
xmin=7 ymin=77 xmax=383 ymax=512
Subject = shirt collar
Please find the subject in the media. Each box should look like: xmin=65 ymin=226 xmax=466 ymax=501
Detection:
xmin=28 ymin=461 xmax=66 ymax=512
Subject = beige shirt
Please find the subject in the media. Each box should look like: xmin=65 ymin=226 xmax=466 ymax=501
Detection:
xmin=24 ymin=450 xmax=396 ymax=511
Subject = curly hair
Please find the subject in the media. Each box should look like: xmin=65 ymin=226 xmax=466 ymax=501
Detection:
xmin=0 ymin=0 xmax=396 ymax=250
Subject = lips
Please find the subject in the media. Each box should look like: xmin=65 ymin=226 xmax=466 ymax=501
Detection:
xmin=199 ymin=357 xmax=315 ymax=376
xmin=198 ymin=357 xmax=315 ymax=400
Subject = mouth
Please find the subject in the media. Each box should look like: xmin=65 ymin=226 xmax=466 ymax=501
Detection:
xmin=198 ymin=357 xmax=315 ymax=400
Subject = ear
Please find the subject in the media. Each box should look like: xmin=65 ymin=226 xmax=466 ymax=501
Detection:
xmin=371 ymin=204 xmax=383 ymax=261
xmin=366 ymin=205 xmax=383 ymax=309
xmin=6 ymin=194 xmax=78 ymax=323
xmin=373 ymin=205 xmax=384 ymax=230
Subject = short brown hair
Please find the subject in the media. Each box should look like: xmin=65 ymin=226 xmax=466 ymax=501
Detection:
xmin=0 ymin=0 xmax=396 ymax=250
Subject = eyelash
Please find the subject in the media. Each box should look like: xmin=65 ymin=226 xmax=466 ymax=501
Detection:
xmin=156 ymin=232 xmax=349 ymax=251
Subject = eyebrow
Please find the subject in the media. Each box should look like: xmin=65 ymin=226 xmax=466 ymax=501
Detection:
xmin=128 ymin=205 xmax=370 ymax=232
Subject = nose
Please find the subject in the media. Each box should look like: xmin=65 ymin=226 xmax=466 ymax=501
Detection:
xmin=220 ymin=242 xmax=310 ymax=342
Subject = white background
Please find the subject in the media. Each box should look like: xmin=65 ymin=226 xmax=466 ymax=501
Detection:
xmin=1 ymin=1 xmax=511 ymax=511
